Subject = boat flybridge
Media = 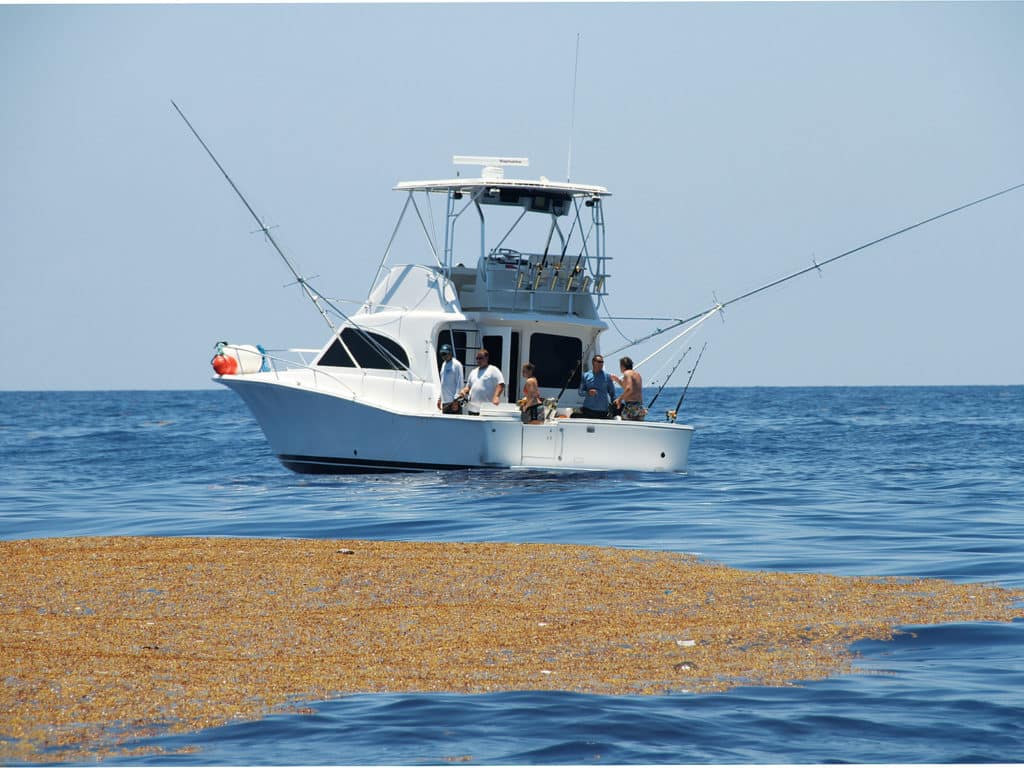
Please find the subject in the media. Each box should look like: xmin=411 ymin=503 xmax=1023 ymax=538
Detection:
xmin=214 ymin=156 xmax=695 ymax=473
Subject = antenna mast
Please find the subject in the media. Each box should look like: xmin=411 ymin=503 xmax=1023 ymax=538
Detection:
xmin=566 ymin=33 xmax=581 ymax=182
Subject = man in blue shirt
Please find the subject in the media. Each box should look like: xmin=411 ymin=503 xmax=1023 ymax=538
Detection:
xmin=574 ymin=354 xmax=616 ymax=418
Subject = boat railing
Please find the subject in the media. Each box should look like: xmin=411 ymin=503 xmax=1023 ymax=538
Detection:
xmin=244 ymin=346 xmax=439 ymax=408
xmin=234 ymin=346 xmax=362 ymax=397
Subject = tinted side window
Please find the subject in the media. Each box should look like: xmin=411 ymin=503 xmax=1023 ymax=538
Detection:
xmin=318 ymin=338 xmax=356 ymax=367
xmin=318 ymin=328 xmax=409 ymax=370
xmin=341 ymin=327 xmax=409 ymax=370
xmin=529 ymin=333 xmax=582 ymax=388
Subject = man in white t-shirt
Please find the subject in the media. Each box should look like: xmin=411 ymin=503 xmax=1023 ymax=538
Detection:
xmin=436 ymin=343 xmax=464 ymax=414
xmin=460 ymin=348 xmax=505 ymax=415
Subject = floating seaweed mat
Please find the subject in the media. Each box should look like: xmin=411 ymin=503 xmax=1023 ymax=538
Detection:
xmin=1 ymin=536 xmax=1022 ymax=761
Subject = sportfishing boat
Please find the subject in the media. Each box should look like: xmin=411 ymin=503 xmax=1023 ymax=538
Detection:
xmin=179 ymin=96 xmax=1022 ymax=476
xmin=210 ymin=155 xmax=696 ymax=473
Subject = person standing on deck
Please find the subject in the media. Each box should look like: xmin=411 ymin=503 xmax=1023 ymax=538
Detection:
xmin=519 ymin=362 xmax=544 ymax=424
xmin=612 ymin=356 xmax=647 ymax=421
xmin=460 ymin=349 xmax=505 ymax=415
xmin=574 ymin=354 xmax=615 ymax=418
xmin=437 ymin=343 xmax=464 ymax=414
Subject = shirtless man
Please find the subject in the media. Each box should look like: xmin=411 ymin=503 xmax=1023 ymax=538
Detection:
xmin=612 ymin=356 xmax=647 ymax=421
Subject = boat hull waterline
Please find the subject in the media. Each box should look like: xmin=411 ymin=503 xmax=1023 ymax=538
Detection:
xmin=221 ymin=377 xmax=694 ymax=474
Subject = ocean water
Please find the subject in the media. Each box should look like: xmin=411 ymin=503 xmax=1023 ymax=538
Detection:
xmin=1 ymin=386 xmax=1022 ymax=764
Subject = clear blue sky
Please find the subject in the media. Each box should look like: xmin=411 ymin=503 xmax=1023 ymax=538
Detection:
xmin=2 ymin=2 xmax=1021 ymax=390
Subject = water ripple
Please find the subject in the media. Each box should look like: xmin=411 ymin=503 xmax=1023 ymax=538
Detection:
xmin=3 ymin=387 xmax=1023 ymax=763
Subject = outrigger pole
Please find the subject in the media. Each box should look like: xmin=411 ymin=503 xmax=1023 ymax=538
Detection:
xmin=171 ymin=100 xmax=336 ymax=332
xmin=173 ymin=100 xmax=415 ymax=378
xmin=608 ymin=180 xmax=1024 ymax=356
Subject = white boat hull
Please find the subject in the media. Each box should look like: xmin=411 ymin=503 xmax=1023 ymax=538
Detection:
xmin=220 ymin=376 xmax=694 ymax=474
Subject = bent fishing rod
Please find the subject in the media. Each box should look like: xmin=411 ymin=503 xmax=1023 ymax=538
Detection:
xmin=172 ymin=100 xmax=413 ymax=376
xmin=607 ymin=180 xmax=1024 ymax=356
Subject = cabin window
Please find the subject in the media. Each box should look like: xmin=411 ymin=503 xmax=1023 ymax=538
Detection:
xmin=508 ymin=331 xmax=521 ymax=400
xmin=318 ymin=328 xmax=409 ymax=370
xmin=436 ymin=330 xmax=468 ymax=366
xmin=529 ymin=333 xmax=582 ymax=389
xmin=318 ymin=338 xmax=356 ymax=368
xmin=481 ymin=334 xmax=505 ymax=378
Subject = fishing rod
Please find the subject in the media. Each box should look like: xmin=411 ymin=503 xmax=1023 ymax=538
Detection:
xmin=607 ymin=180 xmax=1024 ymax=356
xmin=564 ymin=216 xmax=590 ymax=292
xmin=667 ymin=342 xmax=707 ymax=423
xmin=646 ymin=345 xmax=691 ymax=411
xmin=563 ymin=248 xmax=585 ymax=292
xmin=527 ymin=218 xmax=558 ymax=291
xmin=553 ymin=334 xmax=600 ymax=411
xmin=552 ymin=196 xmax=591 ymax=291
xmin=548 ymin=232 xmax=572 ymax=291
xmin=532 ymin=219 xmax=559 ymax=291
xmin=553 ymin=352 xmax=586 ymax=408
xmin=172 ymin=100 xmax=414 ymax=377
xmin=667 ymin=344 xmax=708 ymax=428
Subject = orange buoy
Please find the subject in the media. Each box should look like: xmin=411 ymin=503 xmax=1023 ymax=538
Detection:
xmin=212 ymin=354 xmax=238 ymax=375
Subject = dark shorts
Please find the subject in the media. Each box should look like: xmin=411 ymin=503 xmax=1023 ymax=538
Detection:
xmin=441 ymin=400 xmax=462 ymax=414
xmin=521 ymin=403 xmax=543 ymax=423
xmin=572 ymin=406 xmax=610 ymax=419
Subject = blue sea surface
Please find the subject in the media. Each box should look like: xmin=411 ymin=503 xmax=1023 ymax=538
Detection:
xmin=1 ymin=386 xmax=1022 ymax=764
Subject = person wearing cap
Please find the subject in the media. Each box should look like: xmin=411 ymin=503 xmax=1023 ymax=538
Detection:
xmin=437 ymin=343 xmax=464 ymax=414
xmin=459 ymin=349 xmax=505 ymax=415
xmin=573 ymin=354 xmax=616 ymax=418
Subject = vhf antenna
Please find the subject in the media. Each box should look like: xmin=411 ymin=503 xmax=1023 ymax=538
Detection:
xmin=566 ymin=33 xmax=581 ymax=183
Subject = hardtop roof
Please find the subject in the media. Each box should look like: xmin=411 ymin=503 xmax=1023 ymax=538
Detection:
xmin=394 ymin=176 xmax=610 ymax=198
